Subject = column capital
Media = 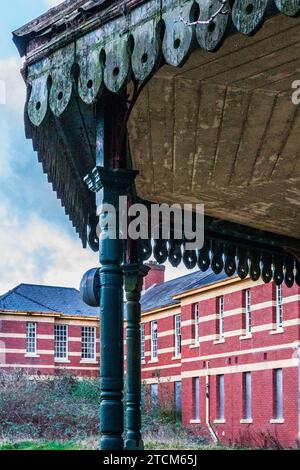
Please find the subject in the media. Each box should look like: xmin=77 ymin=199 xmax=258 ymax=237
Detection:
xmin=84 ymin=167 xmax=139 ymax=194
xmin=123 ymin=264 xmax=150 ymax=293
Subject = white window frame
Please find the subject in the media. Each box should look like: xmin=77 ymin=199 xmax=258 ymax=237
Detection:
xmin=174 ymin=315 xmax=181 ymax=357
xmin=81 ymin=326 xmax=96 ymax=361
xmin=276 ymin=285 xmax=283 ymax=330
xmin=54 ymin=324 xmax=68 ymax=360
xmin=151 ymin=321 xmax=158 ymax=360
xmin=245 ymin=289 xmax=252 ymax=336
xmin=218 ymin=297 xmax=224 ymax=339
xmin=141 ymin=324 xmax=145 ymax=361
xmin=26 ymin=322 xmax=37 ymax=355
xmin=194 ymin=304 xmax=200 ymax=344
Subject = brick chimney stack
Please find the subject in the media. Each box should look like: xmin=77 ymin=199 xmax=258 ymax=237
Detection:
xmin=143 ymin=262 xmax=166 ymax=291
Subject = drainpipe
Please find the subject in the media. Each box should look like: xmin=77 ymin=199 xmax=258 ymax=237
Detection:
xmin=206 ymin=362 xmax=218 ymax=444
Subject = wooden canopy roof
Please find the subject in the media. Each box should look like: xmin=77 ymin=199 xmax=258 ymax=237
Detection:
xmin=129 ymin=12 xmax=300 ymax=240
xmin=13 ymin=1 xmax=300 ymax=272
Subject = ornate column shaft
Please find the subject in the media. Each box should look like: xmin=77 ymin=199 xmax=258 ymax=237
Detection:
xmin=85 ymin=167 xmax=138 ymax=451
xmin=124 ymin=264 xmax=150 ymax=450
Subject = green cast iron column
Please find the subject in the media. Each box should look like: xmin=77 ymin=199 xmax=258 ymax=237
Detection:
xmin=124 ymin=264 xmax=150 ymax=450
xmin=86 ymin=167 xmax=138 ymax=450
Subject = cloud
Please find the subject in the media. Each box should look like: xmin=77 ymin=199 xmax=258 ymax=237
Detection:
xmin=45 ymin=0 xmax=65 ymax=7
xmin=0 ymin=56 xmax=26 ymax=177
xmin=0 ymin=200 xmax=98 ymax=295
xmin=0 ymin=51 xmax=191 ymax=297
xmin=0 ymin=54 xmax=99 ymax=296
xmin=0 ymin=56 xmax=25 ymax=116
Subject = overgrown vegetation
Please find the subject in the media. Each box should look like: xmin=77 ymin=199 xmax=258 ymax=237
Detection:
xmin=0 ymin=371 xmax=212 ymax=450
xmin=0 ymin=372 xmax=287 ymax=450
xmin=0 ymin=371 xmax=99 ymax=441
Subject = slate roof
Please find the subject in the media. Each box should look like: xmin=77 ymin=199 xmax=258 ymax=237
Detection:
xmin=0 ymin=270 xmax=232 ymax=317
xmin=141 ymin=269 xmax=230 ymax=313
xmin=0 ymin=284 xmax=98 ymax=317
xmin=13 ymin=0 xmax=131 ymax=56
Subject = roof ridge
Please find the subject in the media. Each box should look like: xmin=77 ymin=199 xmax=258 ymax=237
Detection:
xmin=0 ymin=284 xmax=23 ymax=303
xmin=13 ymin=290 xmax=58 ymax=313
xmin=149 ymin=269 xmax=207 ymax=290
xmin=18 ymin=283 xmax=78 ymax=291
xmin=141 ymin=269 xmax=230 ymax=313
xmin=171 ymin=271 xmax=220 ymax=297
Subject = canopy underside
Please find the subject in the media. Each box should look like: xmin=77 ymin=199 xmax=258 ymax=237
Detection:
xmin=129 ymin=13 xmax=300 ymax=240
xmin=13 ymin=1 xmax=300 ymax=261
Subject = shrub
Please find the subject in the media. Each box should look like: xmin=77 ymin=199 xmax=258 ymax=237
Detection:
xmin=233 ymin=428 xmax=285 ymax=450
xmin=0 ymin=371 xmax=99 ymax=441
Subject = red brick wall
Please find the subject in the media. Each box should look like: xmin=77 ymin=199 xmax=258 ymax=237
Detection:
xmin=0 ymin=315 xmax=99 ymax=377
xmin=1 ymin=277 xmax=300 ymax=448
xmin=141 ymin=279 xmax=300 ymax=448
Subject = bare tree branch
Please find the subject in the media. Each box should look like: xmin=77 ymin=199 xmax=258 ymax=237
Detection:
xmin=180 ymin=0 xmax=229 ymax=26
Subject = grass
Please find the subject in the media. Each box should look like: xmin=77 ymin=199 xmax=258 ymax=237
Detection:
xmin=0 ymin=441 xmax=82 ymax=451
xmin=0 ymin=439 xmax=234 ymax=451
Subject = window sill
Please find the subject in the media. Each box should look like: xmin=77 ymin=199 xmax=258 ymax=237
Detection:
xmin=80 ymin=359 xmax=98 ymax=364
xmin=141 ymin=360 xmax=146 ymax=365
xmin=213 ymin=338 xmax=225 ymax=345
xmin=239 ymin=334 xmax=252 ymax=341
xmin=190 ymin=343 xmax=200 ymax=349
xmin=171 ymin=355 xmax=182 ymax=361
xmin=270 ymin=329 xmax=284 ymax=335
xmin=240 ymin=419 xmax=253 ymax=424
xmin=55 ymin=359 xmax=71 ymax=364
xmin=190 ymin=419 xmax=201 ymax=424
xmin=270 ymin=419 xmax=284 ymax=424
xmin=24 ymin=354 xmax=40 ymax=358
xmin=214 ymin=419 xmax=226 ymax=424
xmin=148 ymin=359 xmax=159 ymax=364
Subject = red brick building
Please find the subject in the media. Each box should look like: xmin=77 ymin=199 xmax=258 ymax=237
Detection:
xmin=1 ymin=268 xmax=300 ymax=448
xmin=0 ymin=284 xmax=99 ymax=377
xmin=140 ymin=265 xmax=300 ymax=449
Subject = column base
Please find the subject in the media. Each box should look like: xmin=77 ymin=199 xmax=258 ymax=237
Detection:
xmin=125 ymin=439 xmax=144 ymax=451
xmin=100 ymin=436 xmax=124 ymax=451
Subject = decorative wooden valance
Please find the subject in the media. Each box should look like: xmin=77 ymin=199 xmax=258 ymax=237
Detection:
xmin=14 ymin=0 xmax=300 ymax=284
xmin=24 ymin=1 xmax=299 ymax=127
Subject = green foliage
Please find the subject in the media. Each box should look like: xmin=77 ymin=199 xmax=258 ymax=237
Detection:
xmin=0 ymin=441 xmax=81 ymax=451
xmin=0 ymin=371 xmax=99 ymax=441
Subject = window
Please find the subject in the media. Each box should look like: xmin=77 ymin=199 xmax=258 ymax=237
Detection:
xmin=217 ymin=374 xmax=225 ymax=420
xmin=193 ymin=377 xmax=200 ymax=421
xmin=141 ymin=324 xmax=145 ymax=361
xmin=54 ymin=324 xmax=68 ymax=360
xmin=243 ymin=372 xmax=252 ymax=420
xmin=245 ymin=289 xmax=251 ymax=335
xmin=151 ymin=321 xmax=158 ymax=360
xmin=218 ymin=297 xmax=224 ymax=339
xmin=81 ymin=326 xmax=96 ymax=360
xmin=175 ymin=381 xmax=182 ymax=423
xmin=174 ymin=315 xmax=181 ymax=356
xmin=194 ymin=304 xmax=200 ymax=344
xmin=150 ymin=383 xmax=158 ymax=413
xmin=26 ymin=322 xmax=37 ymax=355
xmin=273 ymin=369 xmax=283 ymax=420
xmin=275 ymin=285 xmax=283 ymax=329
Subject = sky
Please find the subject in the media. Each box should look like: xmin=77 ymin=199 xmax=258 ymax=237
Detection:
xmin=0 ymin=0 xmax=191 ymax=295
